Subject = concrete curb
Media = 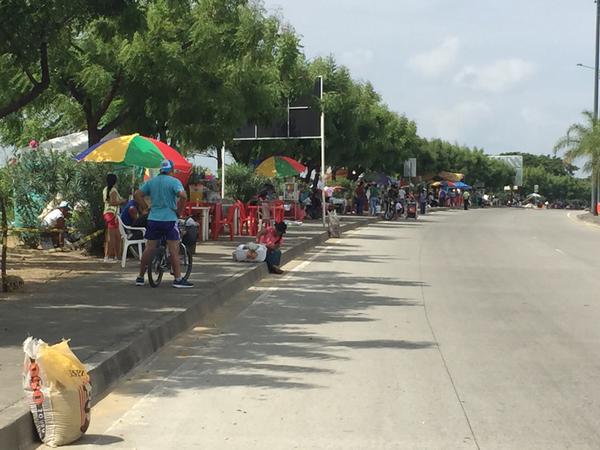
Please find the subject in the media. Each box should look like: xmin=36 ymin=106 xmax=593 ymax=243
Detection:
xmin=576 ymin=212 xmax=600 ymax=227
xmin=2 ymin=216 xmax=377 ymax=450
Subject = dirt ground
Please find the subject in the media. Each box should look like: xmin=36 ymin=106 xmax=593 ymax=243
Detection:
xmin=0 ymin=236 xmax=104 ymax=300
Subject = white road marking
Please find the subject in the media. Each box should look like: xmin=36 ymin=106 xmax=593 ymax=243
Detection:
xmin=555 ymin=248 xmax=565 ymax=255
xmin=567 ymin=211 xmax=600 ymax=231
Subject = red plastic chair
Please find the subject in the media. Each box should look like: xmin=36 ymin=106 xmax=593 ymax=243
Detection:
xmin=245 ymin=203 xmax=260 ymax=236
xmin=211 ymin=203 xmax=238 ymax=240
xmin=270 ymin=200 xmax=285 ymax=223
xmin=236 ymin=200 xmax=254 ymax=236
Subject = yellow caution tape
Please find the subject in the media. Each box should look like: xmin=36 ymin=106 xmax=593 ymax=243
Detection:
xmin=0 ymin=228 xmax=103 ymax=248
xmin=2 ymin=226 xmax=78 ymax=233
xmin=76 ymin=229 xmax=103 ymax=244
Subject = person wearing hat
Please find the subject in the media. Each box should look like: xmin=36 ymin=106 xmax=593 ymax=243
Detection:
xmin=133 ymin=159 xmax=193 ymax=288
xmin=40 ymin=201 xmax=71 ymax=248
xmin=256 ymin=221 xmax=287 ymax=274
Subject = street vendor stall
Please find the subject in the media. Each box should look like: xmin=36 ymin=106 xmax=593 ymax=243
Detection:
xmin=254 ymin=156 xmax=307 ymax=221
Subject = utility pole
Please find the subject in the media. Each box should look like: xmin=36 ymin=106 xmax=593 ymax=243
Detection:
xmin=593 ymin=0 xmax=600 ymax=215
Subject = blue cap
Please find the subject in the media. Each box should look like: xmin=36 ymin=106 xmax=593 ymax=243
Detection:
xmin=160 ymin=159 xmax=174 ymax=173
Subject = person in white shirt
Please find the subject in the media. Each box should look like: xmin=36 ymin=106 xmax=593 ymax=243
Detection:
xmin=40 ymin=201 xmax=71 ymax=248
xmin=398 ymin=187 xmax=407 ymax=216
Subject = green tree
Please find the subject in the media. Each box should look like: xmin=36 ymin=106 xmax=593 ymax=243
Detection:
xmin=0 ymin=165 xmax=10 ymax=292
xmin=500 ymin=151 xmax=577 ymax=177
xmin=224 ymin=162 xmax=267 ymax=202
xmin=554 ymin=110 xmax=600 ymax=214
xmin=0 ymin=0 xmax=129 ymax=119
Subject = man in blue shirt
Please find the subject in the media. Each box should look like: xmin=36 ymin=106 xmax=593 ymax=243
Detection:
xmin=120 ymin=199 xmax=147 ymax=239
xmin=133 ymin=160 xmax=193 ymax=288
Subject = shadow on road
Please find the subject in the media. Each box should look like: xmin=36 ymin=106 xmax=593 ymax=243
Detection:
xmin=111 ymin=254 xmax=432 ymax=397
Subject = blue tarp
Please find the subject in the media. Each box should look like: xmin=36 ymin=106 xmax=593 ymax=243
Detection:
xmin=453 ymin=181 xmax=472 ymax=189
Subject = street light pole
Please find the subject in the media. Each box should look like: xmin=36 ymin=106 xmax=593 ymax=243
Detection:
xmin=595 ymin=0 xmax=600 ymax=215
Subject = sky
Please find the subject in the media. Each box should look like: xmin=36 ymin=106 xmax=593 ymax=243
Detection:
xmin=262 ymin=0 xmax=597 ymax=159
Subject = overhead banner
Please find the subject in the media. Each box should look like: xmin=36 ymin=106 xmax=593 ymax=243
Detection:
xmin=403 ymin=158 xmax=417 ymax=177
xmin=490 ymin=155 xmax=523 ymax=186
xmin=234 ymin=78 xmax=322 ymax=141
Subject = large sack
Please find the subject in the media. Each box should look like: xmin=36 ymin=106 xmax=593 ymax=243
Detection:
xmin=23 ymin=337 xmax=92 ymax=447
xmin=232 ymin=243 xmax=267 ymax=262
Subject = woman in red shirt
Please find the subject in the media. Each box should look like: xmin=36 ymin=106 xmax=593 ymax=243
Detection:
xmin=256 ymin=221 xmax=287 ymax=274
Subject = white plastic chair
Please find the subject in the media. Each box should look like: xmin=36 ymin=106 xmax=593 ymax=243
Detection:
xmin=117 ymin=215 xmax=146 ymax=268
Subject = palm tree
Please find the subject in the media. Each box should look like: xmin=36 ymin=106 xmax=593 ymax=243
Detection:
xmin=554 ymin=110 xmax=600 ymax=215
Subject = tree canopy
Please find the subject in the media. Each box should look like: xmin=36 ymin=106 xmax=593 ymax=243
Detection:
xmin=0 ymin=0 xmax=587 ymax=204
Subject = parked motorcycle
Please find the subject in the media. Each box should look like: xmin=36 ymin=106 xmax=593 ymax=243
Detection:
xmin=406 ymin=200 xmax=417 ymax=219
xmin=381 ymin=197 xmax=396 ymax=220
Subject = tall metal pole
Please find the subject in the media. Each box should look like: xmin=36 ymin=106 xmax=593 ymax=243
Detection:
xmin=221 ymin=141 xmax=226 ymax=200
xmin=319 ymin=76 xmax=326 ymax=227
xmin=593 ymin=0 xmax=600 ymax=215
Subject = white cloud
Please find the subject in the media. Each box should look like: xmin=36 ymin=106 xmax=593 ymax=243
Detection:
xmin=408 ymin=37 xmax=460 ymax=77
xmin=454 ymin=59 xmax=536 ymax=93
xmin=424 ymin=101 xmax=492 ymax=142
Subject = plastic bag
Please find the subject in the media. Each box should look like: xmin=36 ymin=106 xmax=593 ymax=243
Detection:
xmin=23 ymin=337 xmax=92 ymax=447
xmin=232 ymin=243 xmax=267 ymax=262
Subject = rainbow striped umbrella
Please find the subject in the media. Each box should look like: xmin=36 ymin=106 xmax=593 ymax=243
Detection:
xmin=76 ymin=134 xmax=164 ymax=167
xmin=75 ymin=134 xmax=192 ymax=184
xmin=255 ymin=156 xmax=306 ymax=178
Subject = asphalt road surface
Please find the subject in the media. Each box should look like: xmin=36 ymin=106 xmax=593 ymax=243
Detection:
xmin=65 ymin=209 xmax=600 ymax=449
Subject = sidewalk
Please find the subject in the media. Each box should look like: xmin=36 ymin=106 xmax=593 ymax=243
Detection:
xmin=0 ymin=216 xmax=375 ymax=449
xmin=577 ymin=211 xmax=600 ymax=227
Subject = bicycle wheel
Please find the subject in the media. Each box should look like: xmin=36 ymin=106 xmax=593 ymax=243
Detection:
xmin=179 ymin=243 xmax=193 ymax=281
xmin=148 ymin=248 xmax=165 ymax=287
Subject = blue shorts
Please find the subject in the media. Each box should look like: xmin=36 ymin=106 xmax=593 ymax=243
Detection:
xmin=145 ymin=220 xmax=180 ymax=241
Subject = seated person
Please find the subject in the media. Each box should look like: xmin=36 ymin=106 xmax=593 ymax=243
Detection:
xmin=40 ymin=201 xmax=71 ymax=248
xmin=232 ymin=242 xmax=267 ymax=262
xmin=256 ymin=221 xmax=287 ymax=274
xmin=38 ymin=194 xmax=64 ymax=221
xmin=120 ymin=198 xmax=148 ymax=239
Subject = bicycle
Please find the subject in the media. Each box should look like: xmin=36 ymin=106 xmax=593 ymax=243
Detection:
xmin=148 ymin=238 xmax=193 ymax=288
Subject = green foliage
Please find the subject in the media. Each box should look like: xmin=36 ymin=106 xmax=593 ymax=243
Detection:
xmin=224 ymin=163 xmax=267 ymax=202
xmin=417 ymin=139 xmax=514 ymax=191
xmin=521 ymin=166 xmax=590 ymax=203
xmin=0 ymin=91 xmax=84 ymax=147
xmin=500 ymin=152 xmax=577 ymax=177
xmin=7 ymin=148 xmax=130 ymax=249
xmin=554 ymin=111 xmax=600 ymax=175
xmin=0 ymin=0 xmax=130 ymax=118
xmin=2 ymin=0 xmax=581 ymax=212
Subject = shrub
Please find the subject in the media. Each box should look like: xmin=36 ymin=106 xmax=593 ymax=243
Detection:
xmin=225 ymin=163 xmax=268 ymax=202
xmin=8 ymin=148 xmax=132 ymax=251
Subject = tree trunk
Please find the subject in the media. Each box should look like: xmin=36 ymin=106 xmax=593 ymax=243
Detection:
xmin=87 ymin=126 xmax=102 ymax=147
xmin=0 ymin=42 xmax=50 ymax=119
xmin=1 ymin=195 xmax=8 ymax=293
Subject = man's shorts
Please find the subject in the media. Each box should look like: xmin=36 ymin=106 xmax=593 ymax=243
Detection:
xmin=103 ymin=212 xmax=118 ymax=230
xmin=145 ymin=220 xmax=180 ymax=241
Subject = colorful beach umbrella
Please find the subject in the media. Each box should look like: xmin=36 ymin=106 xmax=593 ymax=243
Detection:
xmin=75 ymin=134 xmax=192 ymax=184
xmin=255 ymin=156 xmax=306 ymax=178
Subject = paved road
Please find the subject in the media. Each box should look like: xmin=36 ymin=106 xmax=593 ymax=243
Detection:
xmin=64 ymin=209 xmax=600 ymax=449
